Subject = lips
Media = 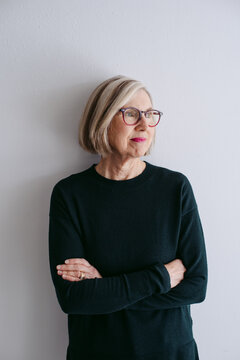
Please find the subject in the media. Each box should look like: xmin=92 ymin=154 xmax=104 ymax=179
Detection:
xmin=131 ymin=138 xmax=146 ymax=142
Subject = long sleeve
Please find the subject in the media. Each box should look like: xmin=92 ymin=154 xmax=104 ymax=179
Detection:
xmin=48 ymin=185 xmax=171 ymax=315
xmin=47 ymin=163 xmax=207 ymax=358
xmin=126 ymin=206 xmax=208 ymax=311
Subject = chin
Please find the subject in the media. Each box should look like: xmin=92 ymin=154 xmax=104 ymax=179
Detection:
xmin=122 ymin=145 xmax=150 ymax=158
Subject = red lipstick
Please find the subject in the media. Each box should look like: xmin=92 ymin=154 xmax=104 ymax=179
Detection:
xmin=131 ymin=138 xmax=146 ymax=142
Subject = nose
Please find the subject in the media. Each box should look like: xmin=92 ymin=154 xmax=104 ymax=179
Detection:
xmin=135 ymin=112 xmax=148 ymax=129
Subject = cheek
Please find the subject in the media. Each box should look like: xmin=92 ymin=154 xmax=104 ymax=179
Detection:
xmin=109 ymin=122 xmax=131 ymax=143
xmin=116 ymin=133 xmax=131 ymax=149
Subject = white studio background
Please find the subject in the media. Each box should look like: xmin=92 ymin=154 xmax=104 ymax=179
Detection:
xmin=1 ymin=1 xmax=239 ymax=359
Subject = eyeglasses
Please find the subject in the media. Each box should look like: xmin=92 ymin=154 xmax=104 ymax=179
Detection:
xmin=119 ymin=107 xmax=163 ymax=127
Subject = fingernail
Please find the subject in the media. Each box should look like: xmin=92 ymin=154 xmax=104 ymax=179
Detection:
xmin=65 ymin=260 xmax=69 ymax=264
xmin=57 ymin=265 xmax=61 ymax=269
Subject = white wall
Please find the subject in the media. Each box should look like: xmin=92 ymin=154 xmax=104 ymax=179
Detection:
xmin=1 ymin=1 xmax=239 ymax=359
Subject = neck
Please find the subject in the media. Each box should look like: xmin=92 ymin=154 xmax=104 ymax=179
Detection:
xmin=95 ymin=156 xmax=146 ymax=180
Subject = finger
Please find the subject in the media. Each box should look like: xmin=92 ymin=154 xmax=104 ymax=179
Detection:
xmin=57 ymin=264 xmax=90 ymax=271
xmin=61 ymin=270 xmax=88 ymax=278
xmin=64 ymin=258 xmax=90 ymax=266
xmin=58 ymin=270 xmax=79 ymax=277
xmin=62 ymin=274 xmax=80 ymax=282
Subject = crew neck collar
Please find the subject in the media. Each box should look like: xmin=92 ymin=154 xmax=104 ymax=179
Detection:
xmin=89 ymin=160 xmax=152 ymax=187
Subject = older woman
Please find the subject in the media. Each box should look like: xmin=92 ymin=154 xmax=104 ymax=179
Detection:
xmin=48 ymin=75 xmax=208 ymax=360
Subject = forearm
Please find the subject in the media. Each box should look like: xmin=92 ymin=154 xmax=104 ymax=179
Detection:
xmin=50 ymin=261 xmax=171 ymax=315
xmin=125 ymin=274 xmax=207 ymax=311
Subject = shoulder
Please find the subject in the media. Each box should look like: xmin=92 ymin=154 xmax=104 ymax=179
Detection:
xmin=50 ymin=164 xmax=94 ymax=197
xmin=49 ymin=165 xmax=94 ymax=217
xmin=148 ymin=162 xmax=197 ymax=213
xmin=147 ymin=162 xmax=190 ymax=187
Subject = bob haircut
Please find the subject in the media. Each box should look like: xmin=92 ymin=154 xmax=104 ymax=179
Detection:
xmin=79 ymin=75 xmax=156 ymax=157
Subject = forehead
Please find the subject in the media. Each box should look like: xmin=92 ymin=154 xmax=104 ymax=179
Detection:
xmin=123 ymin=89 xmax=152 ymax=109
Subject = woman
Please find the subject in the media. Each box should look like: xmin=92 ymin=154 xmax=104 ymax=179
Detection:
xmin=48 ymin=75 xmax=208 ymax=360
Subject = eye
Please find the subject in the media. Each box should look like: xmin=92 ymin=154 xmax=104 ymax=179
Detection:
xmin=125 ymin=109 xmax=138 ymax=118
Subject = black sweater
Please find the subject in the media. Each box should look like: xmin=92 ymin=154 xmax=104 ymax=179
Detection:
xmin=48 ymin=161 xmax=208 ymax=360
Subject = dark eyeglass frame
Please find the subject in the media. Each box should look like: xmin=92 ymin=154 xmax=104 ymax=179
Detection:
xmin=119 ymin=107 xmax=163 ymax=127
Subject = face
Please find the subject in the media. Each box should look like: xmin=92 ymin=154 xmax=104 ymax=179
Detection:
xmin=107 ymin=89 xmax=155 ymax=160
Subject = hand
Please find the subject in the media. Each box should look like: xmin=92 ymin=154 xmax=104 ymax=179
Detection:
xmin=56 ymin=258 xmax=103 ymax=282
xmin=164 ymin=259 xmax=186 ymax=288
